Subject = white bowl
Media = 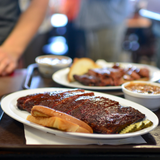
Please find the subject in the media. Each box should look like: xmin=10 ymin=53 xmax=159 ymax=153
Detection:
xmin=35 ymin=55 xmax=72 ymax=77
xmin=122 ymin=81 xmax=160 ymax=111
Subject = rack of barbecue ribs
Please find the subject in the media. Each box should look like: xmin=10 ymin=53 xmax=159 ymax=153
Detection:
xmin=17 ymin=89 xmax=145 ymax=134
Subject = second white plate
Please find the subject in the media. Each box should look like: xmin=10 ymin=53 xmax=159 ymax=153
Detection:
xmin=52 ymin=61 xmax=160 ymax=90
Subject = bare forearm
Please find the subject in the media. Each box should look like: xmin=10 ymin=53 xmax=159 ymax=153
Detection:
xmin=2 ymin=0 xmax=49 ymax=58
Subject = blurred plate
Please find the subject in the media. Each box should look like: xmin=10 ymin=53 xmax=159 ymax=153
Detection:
xmin=52 ymin=60 xmax=160 ymax=90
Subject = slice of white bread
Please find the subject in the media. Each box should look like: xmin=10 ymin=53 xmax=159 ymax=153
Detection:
xmin=27 ymin=105 xmax=93 ymax=133
xmin=67 ymin=58 xmax=100 ymax=82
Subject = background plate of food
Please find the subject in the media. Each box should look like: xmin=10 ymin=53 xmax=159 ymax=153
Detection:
xmin=1 ymin=88 xmax=159 ymax=140
xmin=52 ymin=58 xmax=160 ymax=90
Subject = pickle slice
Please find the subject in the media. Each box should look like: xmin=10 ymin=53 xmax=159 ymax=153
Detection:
xmin=119 ymin=124 xmax=136 ymax=134
xmin=134 ymin=121 xmax=145 ymax=131
xmin=143 ymin=119 xmax=153 ymax=128
xmin=119 ymin=119 xmax=153 ymax=134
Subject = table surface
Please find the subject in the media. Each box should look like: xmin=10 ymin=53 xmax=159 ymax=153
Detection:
xmin=1 ymin=65 xmax=160 ymax=159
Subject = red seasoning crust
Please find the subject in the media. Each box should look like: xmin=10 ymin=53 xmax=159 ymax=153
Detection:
xmin=17 ymin=89 xmax=145 ymax=134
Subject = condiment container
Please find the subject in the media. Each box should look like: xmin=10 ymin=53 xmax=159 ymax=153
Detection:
xmin=122 ymin=81 xmax=160 ymax=111
xmin=35 ymin=55 xmax=72 ymax=77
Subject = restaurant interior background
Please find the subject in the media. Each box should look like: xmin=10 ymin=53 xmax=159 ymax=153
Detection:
xmin=21 ymin=0 xmax=160 ymax=69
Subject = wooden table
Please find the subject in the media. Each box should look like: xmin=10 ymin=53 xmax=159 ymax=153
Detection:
xmin=0 ymin=64 xmax=160 ymax=160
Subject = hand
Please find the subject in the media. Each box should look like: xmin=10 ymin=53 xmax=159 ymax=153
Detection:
xmin=0 ymin=0 xmax=49 ymax=76
xmin=0 ymin=47 xmax=18 ymax=76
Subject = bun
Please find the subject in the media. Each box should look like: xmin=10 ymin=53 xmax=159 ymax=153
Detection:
xmin=68 ymin=58 xmax=100 ymax=82
xmin=26 ymin=105 xmax=93 ymax=133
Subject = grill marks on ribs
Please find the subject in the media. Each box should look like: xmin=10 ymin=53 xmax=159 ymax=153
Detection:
xmin=17 ymin=89 xmax=145 ymax=134
xmin=67 ymin=96 xmax=144 ymax=134
xmin=17 ymin=89 xmax=88 ymax=112
xmin=73 ymin=67 xmax=125 ymax=86
xmin=73 ymin=64 xmax=150 ymax=86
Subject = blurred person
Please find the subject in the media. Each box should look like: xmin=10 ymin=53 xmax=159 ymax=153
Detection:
xmin=74 ymin=0 xmax=134 ymax=62
xmin=142 ymin=0 xmax=160 ymax=68
xmin=0 ymin=0 xmax=49 ymax=76
xmin=60 ymin=0 xmax=86 ymax=59
xmin=19 ymin=0 xmax=54 ymax=68
xmin=152 ymin=21 xmax=160 ymax=68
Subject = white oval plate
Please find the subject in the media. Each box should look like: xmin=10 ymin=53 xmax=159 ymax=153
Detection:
xmin=1 ymin=88 xmax=159 ymax=140
xmin=52 ymin=61 xmax=160 ymax=90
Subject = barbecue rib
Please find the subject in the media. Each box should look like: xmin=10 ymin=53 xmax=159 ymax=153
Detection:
xmin=73 ymin=65 xmax=150 ymax=86
xmin=73 ymin=67 xmax=124 ymax=86
xmin=17 ymin=89 xmax=145 ymax=134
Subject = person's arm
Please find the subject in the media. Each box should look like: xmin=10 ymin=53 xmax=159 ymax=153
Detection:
xmin=0 ymin=0 xmax=49 ymax=76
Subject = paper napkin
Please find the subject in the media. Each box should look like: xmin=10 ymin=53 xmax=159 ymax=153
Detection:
xmin=24 ymin=125 xmax=146 ymax=145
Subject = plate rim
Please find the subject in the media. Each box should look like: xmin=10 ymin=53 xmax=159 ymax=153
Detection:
xmin=1 ymin=87 xmax=159 ymax=140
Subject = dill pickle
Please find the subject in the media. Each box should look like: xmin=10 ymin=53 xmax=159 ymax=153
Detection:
xmin=134 ymin=121 xmax=145 ymax=131
xmin=119 ymin=119 xmax=153 ymax=134
xmin=119 ymin=124 xmax=136 ymax=134
xmin=143 ymin=119 xmax=153 ymax=128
